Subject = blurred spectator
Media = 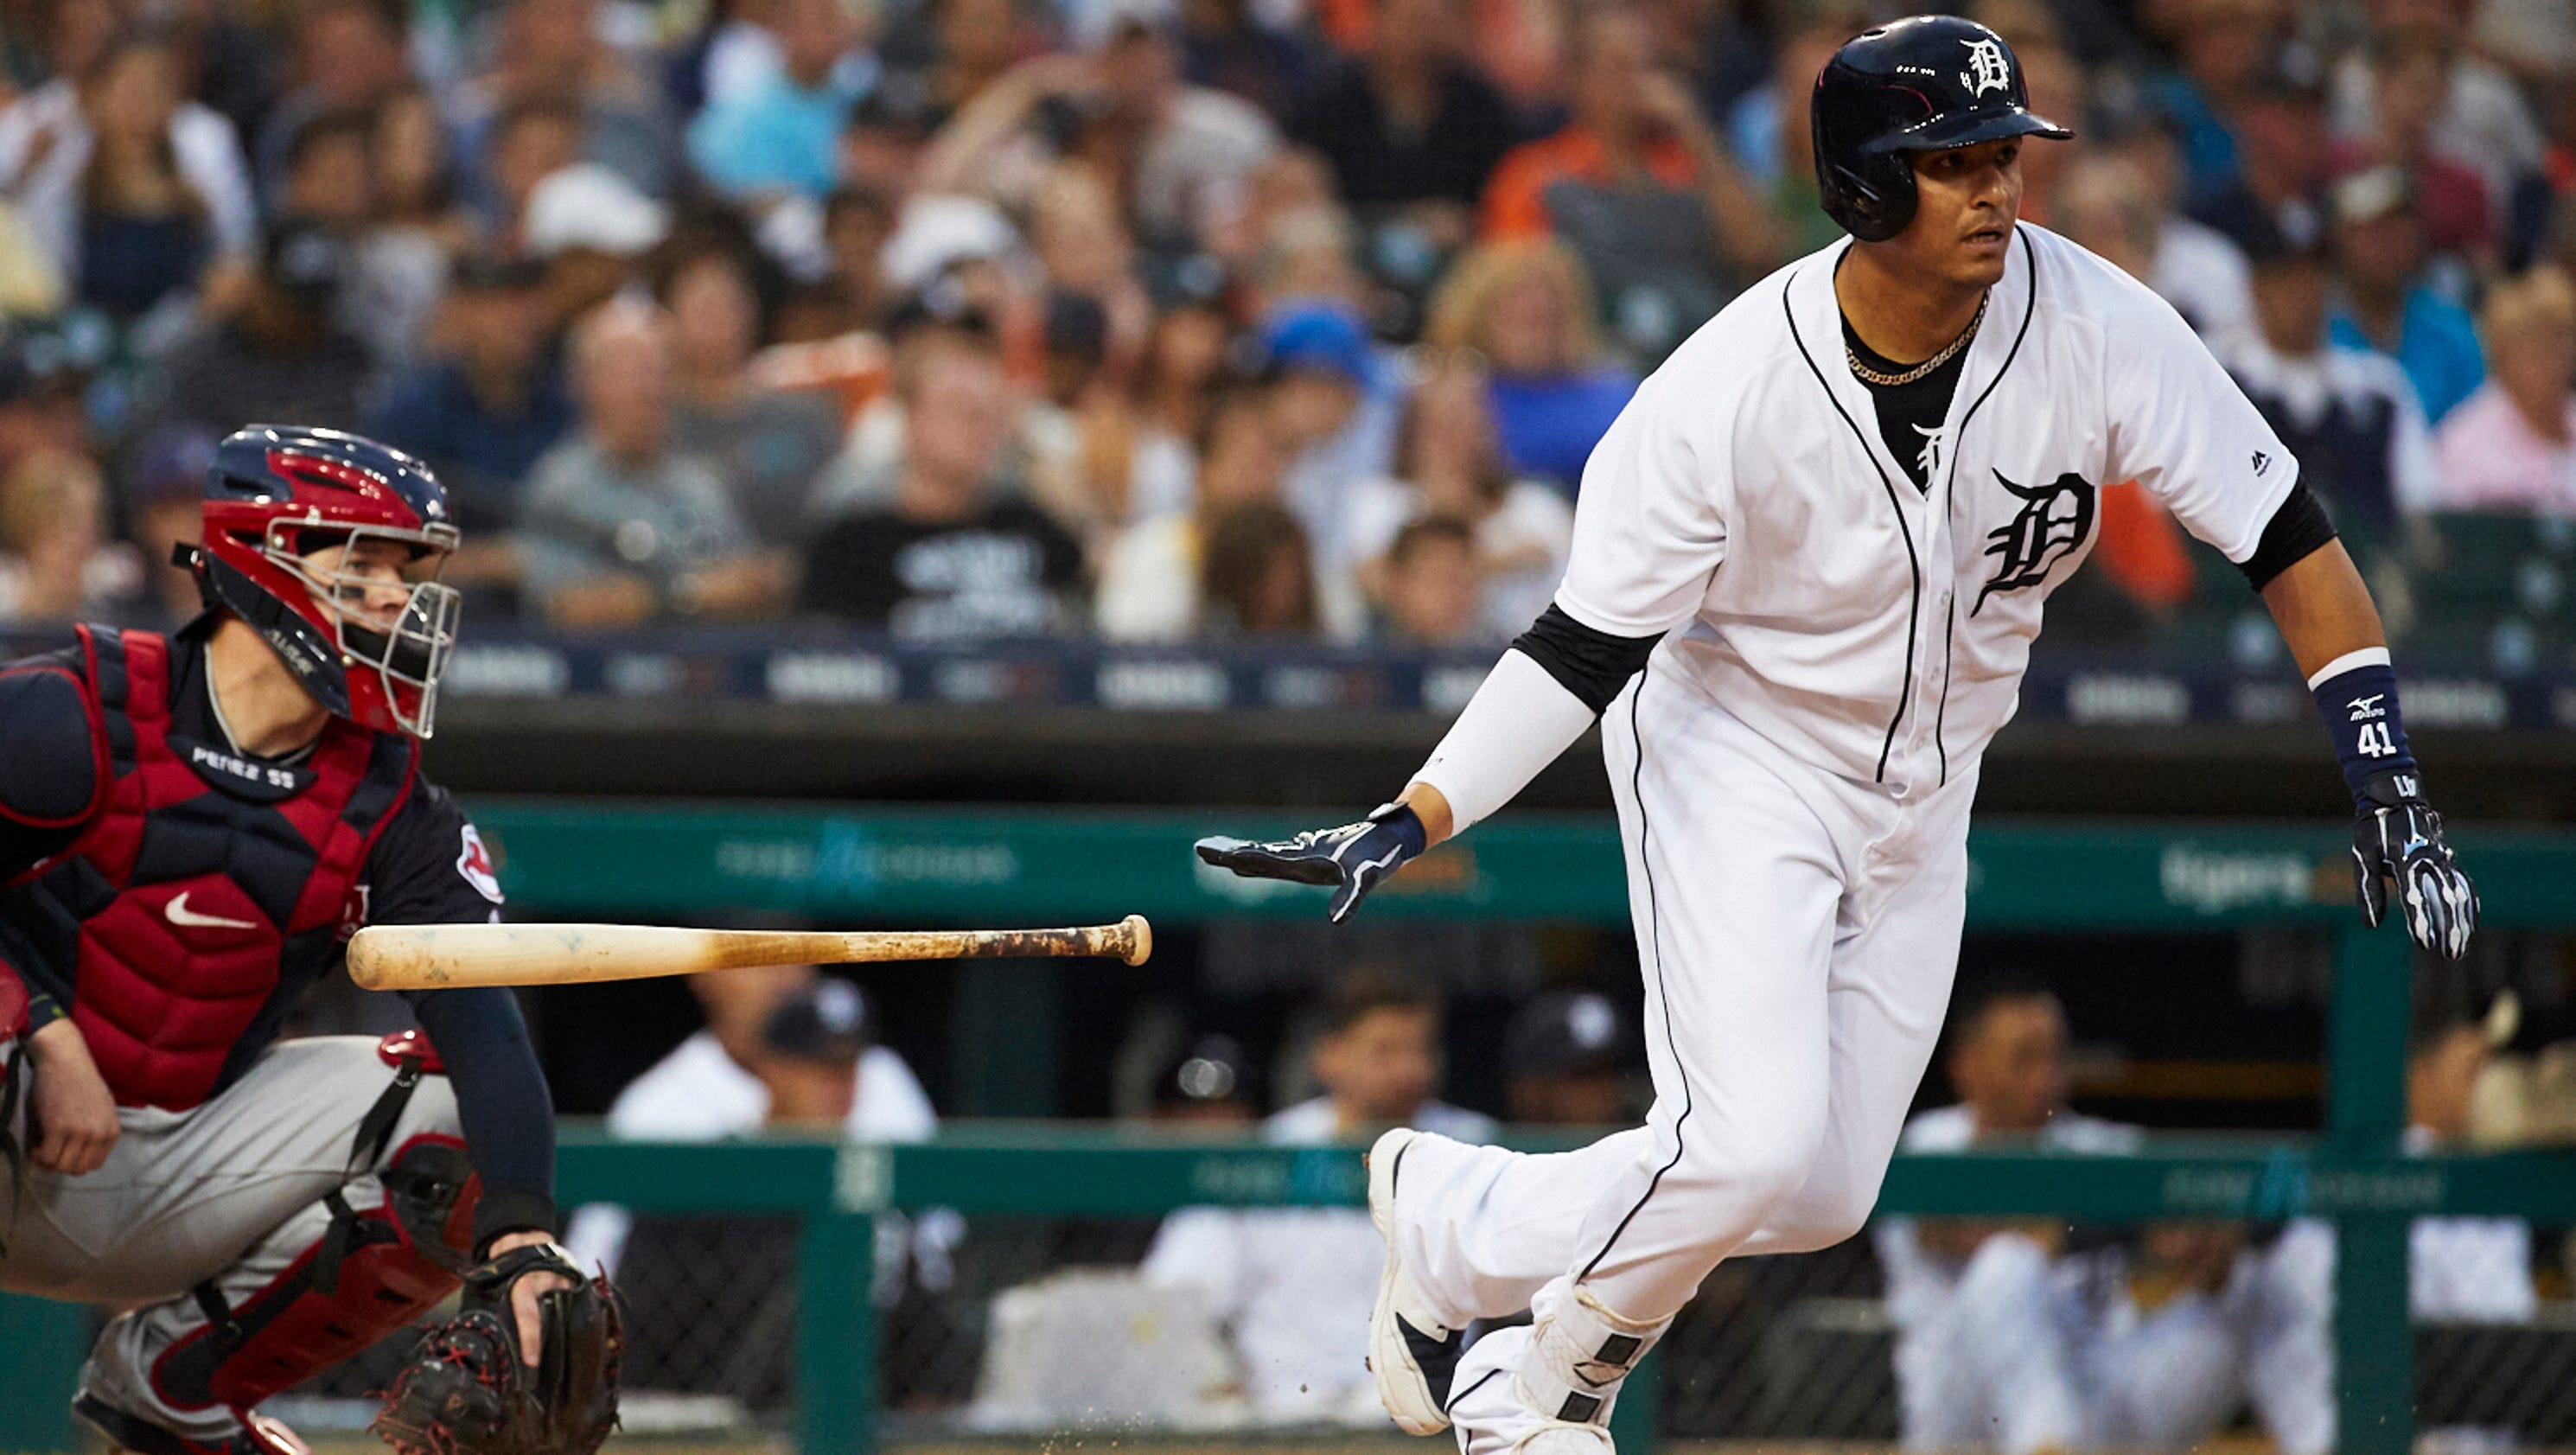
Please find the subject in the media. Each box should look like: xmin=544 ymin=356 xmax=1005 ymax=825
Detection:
xmin=1096 ymin=387 xmax=1304 ymax=638
xmin=2226 ymin=228 xmax=2435 ymax=545
xmin=1023 ymin=289 xmax=1193 ymax=550
xmin=2400 ymin=1013 xmax=2537 ymax=1321
xmin=2149 ymin=0 xmax=2283 ymax=210
xmin=800 ymin=338 xmax=1085 ymax=635
xmin=123 ymin=425 xmax=220 ymax=624
xmin=524 ymin=162 xmax=670 ymax=332
xmin=1141 ymin=966 xmax=1495 ymax=1425
xmin=1645 ymin=0 xmax=1771 ymax=128
xmin=1480 ymin=3 xmax=1782 ymax=359
xmin=1259 ymin=299 xmax=1396 ymax=637
xmin=1374 ymin=514 xmax=1484 ymax=643
xmin=252 ymin=0 xmax=410 ymax=206
xmin=1287 ymin=0 xmax=1521 ymax=235
xmin=367 ymin=253 xmax=573 ymax=533
xmin=1175 ymin=0 xmax=1315 ymax=123
xmin=0 ymin=29 xmax=255 ymax=322
xmin=2328 ymin=25 xmax=2496 ymax=265
xmin=2331 ymin=7 xmax=2549 ymax=223
xmin=126 ymin=219 xmax=372 ymax=443
xmin=2326 ymin=165 xmax=2487 ymax=424
xmin=2181 ymin=46 xmax=2331 ymax=259
xmin=0 ymin=341 xmax=90 ymax=485
xmin=2008 ymin=43 xmax=2085 ymax=222
xmin=688 ymin=0 xmax=870 ymax=203
xmin=558 ymin=966 xmax=959 ymax=1401
xmin=1727 ymin=16 xmax=1867 ymax=258
xmin=2430 ymin=265 xmax=2576 ymax=514
xmin=1137 ymin=295 xmax=1231 ymax=455
xmin=1502 ymin=989 xmax=1638 ymax=1125
xmin=277 ymin=110 xmax=374 ymax=238
xmin=1200 ymin=501 xmax=1319 ymax=636
xmin=773 ymin=185 xmax=900 ymax=341
xmin=475 ymin=98 xmax=583 ymax=251
xmin=1874 ymin=981 xmax=2146 ymax=1455
xmin=1352 ymin=357 xmax=1572 ymax=635
xmin=1425 ymin=240 xmax=1637 ymax=494
xmin=460 ymin=0 xmax=677 ymax=204
xmin=2089 ymin=124 xmax=2259 ymax=347
xmin=0 ymin=447 xmax=143 ymax=622
xmin=659 ymin=239 xmax=844 ymax=545
xmin=518 ymin=299 xmax=789 ymax=625
xmin=345 ymin=91 xmax=472 ymax=373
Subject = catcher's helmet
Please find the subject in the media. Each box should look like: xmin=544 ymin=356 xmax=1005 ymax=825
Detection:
xmin=189 ymin=425 xmax=462 ymax=737
xmin=1811 ymin=16 xmax=2072 ymax=243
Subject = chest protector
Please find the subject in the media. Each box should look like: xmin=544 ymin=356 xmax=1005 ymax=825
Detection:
xmin=5 ymin=627 xmax=417 ymax=1109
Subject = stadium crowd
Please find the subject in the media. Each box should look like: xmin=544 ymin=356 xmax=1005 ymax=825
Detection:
xmin=0 ymin=0 xmax=2570 ymax=646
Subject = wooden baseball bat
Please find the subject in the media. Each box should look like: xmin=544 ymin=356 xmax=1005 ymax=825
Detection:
xmin=346 ymin=915 xmax=1153 ymax=992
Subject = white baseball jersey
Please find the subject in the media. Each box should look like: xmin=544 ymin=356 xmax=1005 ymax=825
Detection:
xmin=1560 ymin=223 xmax=2298 ymax=795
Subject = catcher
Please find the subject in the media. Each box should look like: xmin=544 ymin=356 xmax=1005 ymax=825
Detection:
xmin=0 ymin=426 xmax=615 ymax=1455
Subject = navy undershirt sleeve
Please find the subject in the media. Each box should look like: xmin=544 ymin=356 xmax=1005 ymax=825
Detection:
xmin=0 ymin=667 xmax=99 ymax=870
xmin=363 ymin=780 xmax=557 ymax=1250
xmin=406 ymin=985 xmax=559 ymax=1250
xmin=1512 ymin=604 xmax=1663 ymax=715
xmin=2237 ymin=480 xmax=2338 ymax=591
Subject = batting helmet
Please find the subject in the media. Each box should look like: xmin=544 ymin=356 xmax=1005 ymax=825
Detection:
xmin=189 ymin=425 xmax=462 ymax=738
xmin=1811 ymin=16 xmax=2072 ymax=244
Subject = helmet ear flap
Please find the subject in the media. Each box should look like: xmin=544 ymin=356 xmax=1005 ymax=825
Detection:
xmin=1821 ymin=156 xmax=1916 ymax=245
xmin=201 ymin=551 xmax=356 ymax=719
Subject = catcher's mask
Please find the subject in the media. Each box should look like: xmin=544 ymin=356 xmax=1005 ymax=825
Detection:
xmin=187 ymin=425 xmax=462 ymax=739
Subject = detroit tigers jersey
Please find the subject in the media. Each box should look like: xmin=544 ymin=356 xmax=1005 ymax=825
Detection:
xmin=1559 ymin=224 xmax=2298 ymax=796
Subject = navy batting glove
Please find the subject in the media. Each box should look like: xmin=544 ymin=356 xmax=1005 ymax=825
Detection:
xmin=1195 ymin=802 xmax=1427 ymax=923
xmin=2351 ymin=769 xmax=2477 ymax=960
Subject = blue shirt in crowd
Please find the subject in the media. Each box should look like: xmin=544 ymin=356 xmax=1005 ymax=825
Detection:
xmin=2328 ymin=288 xmax=2486 ymax=425
xmin=366 ymin=361 xmax=577 ymax=533
xmin=1488 ymin=369 xmax=1640 ymax=496
xmin=688 ymin=62 xmax=874 ymax=199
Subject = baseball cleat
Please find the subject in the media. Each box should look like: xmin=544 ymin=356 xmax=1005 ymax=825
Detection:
xmin=1368 ymin=1126 xmax=1464 ymax=1434
xmin=74 ymin=1394 xmax=310 ymax=1455
xmin=1444 ymin=1325 xmax=1616 ymax=1455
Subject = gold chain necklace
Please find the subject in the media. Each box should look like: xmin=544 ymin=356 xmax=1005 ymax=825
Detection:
xmin=1846 ymin=295 xmax=1987 ymax=387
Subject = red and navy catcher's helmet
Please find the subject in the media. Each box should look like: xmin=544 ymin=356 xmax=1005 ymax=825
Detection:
xmin=189 ymin=425 xmax=462 ymax=738
xmin=1811 ymin=16 xmax=2072 ymax=243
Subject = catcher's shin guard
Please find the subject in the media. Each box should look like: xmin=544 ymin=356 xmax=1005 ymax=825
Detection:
xmin=150 ymin=1135 xmax=481 ymax=1411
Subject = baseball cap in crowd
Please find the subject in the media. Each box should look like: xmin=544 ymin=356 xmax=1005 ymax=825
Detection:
xmin=128 ymin=426 xmax=222 ymax=507
xmin=761 ymin=979 xmax=876 ymax=1063
xmin=879 ymin=194 xmax=1019 ymax=294
xmin=1043 ymin=290 xmax=1110 ymax=365
xmin=524 ymin=163 xmax=670 ymax=258
xmin=2331 ymin=165 xmax=2418 ymax=230
xmin=263 ymin=218 xmax=348 ymax=308
xmin=1259 ymin=300 xmax=1373 ymax=386
xmin=1505 ymin=992 xmax=1636 ymax=1079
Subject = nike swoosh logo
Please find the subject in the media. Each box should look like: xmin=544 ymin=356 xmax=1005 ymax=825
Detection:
xmin=166 ymin=891 xmax=259 ymax=931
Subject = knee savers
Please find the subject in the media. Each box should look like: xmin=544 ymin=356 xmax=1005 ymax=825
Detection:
xmin=152 ymin=1136 xmax=481 ymax=1412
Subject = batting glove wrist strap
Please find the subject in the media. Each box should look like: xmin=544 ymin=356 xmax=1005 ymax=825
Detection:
xmin=2350 ymin=769 xmax=2477 ymax=960
xmin=1193 ymin=802 xmax=1427 ymax=923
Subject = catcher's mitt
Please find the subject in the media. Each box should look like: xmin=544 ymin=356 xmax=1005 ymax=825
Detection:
xmin=373 ymin=1242 xmax=622 ymax=1455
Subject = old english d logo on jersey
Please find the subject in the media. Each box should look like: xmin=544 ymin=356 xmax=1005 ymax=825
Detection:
xmin=1973 ymin=469 xmax=2095 ymax=614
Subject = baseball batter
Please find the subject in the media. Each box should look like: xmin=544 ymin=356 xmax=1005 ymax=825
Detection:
xmin=0 ymin=428 xmax=610 ymax=1455
xmin=1196 ymin=17 xmax=2478 ymax=1455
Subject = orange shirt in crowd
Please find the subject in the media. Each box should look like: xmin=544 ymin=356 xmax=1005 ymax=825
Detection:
xmin=1480 ymin=127 xmax=1701 ymax=240
xmin=2091 ymin=481 xmax=2196 ymax=611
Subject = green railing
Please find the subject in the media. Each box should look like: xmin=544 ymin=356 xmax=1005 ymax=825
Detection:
xmin=3 ymin=806 xmax=2573 ymax=1452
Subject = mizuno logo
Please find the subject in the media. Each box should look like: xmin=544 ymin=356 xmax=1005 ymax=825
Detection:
xmin=166 ymin=892 xmax=259 ymax=931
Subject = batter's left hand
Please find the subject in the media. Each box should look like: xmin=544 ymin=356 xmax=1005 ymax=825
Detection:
xmin=481 ymin=1230 xmax=573 ymax=1367
xmin=1196 ymin=803 xmax=1427 ymax=923
xmin=2351 ymin=769 xmax=2477 ymax=960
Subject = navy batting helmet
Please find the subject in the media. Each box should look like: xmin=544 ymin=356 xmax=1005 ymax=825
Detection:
xmin=1811 ymin=16 xmax=2072 ymax=244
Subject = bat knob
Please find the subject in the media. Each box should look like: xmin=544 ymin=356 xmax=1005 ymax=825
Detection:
xmin=1119 ymin=914 xmax=1153 ymax=966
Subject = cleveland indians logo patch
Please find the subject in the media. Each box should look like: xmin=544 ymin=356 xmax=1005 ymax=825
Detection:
xmin=1974 ymin=469 xmax=2095 ymax=614
xmin=1961 ymin=38 xmax=2012 ymax=96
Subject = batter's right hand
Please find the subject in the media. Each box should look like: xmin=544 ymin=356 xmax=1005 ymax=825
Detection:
xmin=27 ymin=1018 xmax=118 ymax=1176
xmin=1196 ymin=803 xmax=1428 ymax=923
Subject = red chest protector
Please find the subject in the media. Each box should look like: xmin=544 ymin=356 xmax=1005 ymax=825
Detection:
xmin=13 ymin=627 xmax=418 ymax=1110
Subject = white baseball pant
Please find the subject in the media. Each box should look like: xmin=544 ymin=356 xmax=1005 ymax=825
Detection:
xmin=1393 ymin=670 xmax=1976 ymax=1340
